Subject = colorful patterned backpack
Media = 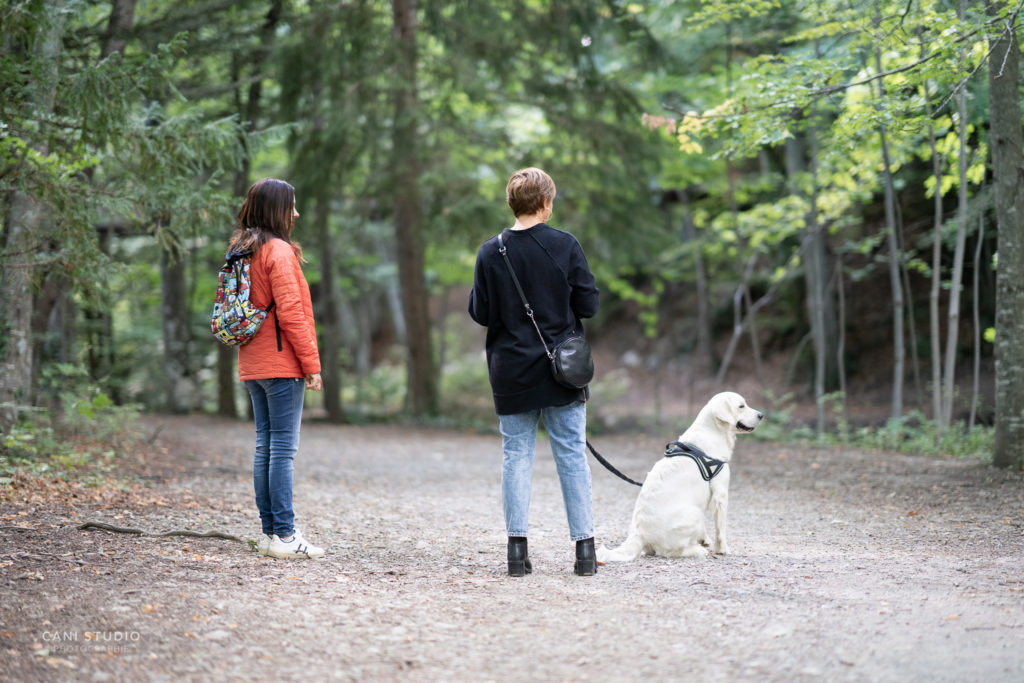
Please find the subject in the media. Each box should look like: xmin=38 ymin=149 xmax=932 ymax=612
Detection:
xmin=210 ymin=250 xmax=277 ymax=347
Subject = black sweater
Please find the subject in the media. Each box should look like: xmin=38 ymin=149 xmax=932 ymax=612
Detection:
xmin=468 ymin=224 xmax=599 ymax=415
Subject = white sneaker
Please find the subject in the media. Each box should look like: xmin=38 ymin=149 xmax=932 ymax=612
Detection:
xmin=267 ymin=529 xmax=325 ymax=559
xmin=256 ymin=534 xmax=273 ymax=556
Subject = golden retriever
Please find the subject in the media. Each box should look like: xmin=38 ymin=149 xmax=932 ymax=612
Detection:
xmin=598 ymin=392 xmax=762 ymax=561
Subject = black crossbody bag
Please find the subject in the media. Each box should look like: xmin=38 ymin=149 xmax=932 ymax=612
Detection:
xmin=496 ymin=233 xmax=594 ymax=389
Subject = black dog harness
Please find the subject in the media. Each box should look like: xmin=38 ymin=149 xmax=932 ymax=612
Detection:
xmin=664 ymin=441 xmax=726 ymax=481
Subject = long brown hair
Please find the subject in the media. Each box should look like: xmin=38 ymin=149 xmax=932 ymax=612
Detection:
xmin=227 ymin=178 xmax=303 ymax=261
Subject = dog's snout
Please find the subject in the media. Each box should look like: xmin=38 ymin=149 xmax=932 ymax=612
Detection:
xmin=756 ymin=411 xmax=764 ymax=420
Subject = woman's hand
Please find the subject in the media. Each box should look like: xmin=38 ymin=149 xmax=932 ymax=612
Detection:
xmin=305 ymin=373 xmax=323 ymax=391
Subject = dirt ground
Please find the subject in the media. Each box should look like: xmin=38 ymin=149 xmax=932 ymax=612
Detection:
xmin=1 ymin=413 xmax=1023 ymax=682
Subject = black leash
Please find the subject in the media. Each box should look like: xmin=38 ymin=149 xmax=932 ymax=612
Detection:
xmin=586 ymin=440 xmax=643 ymax=487
xmin=585 ymin=440 xmax=726 ymax=486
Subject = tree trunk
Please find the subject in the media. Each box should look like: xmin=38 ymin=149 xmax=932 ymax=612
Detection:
xmin=391 ymin=0 xmax=437 ymax=416
xmin=85 ymin=228 xmax=115 ymax=394
xmin=942 ymin=0 xmax=972 ymax=428
xmin=875 ymin=42 xmax=905 ymax=423
xmin=988 ymin=1 xmax=1024 ymax=470
xmin=216 ymin=0 xmax=283 ymax=419
xmin=0 ymin=6 xmax=65 ymax=431
xmin=786 ymin=120 xmax=831 ymax=433
xmin=897 ymin=203 xmax=924 ymax=411
xmin=743 ymin=285 xmax=766 ymax=388
xmin=835 ymin=259 xmax=848 ymax=425
xmin=317 ymin=194 xmax=344 ymax=422
xmin=969 ymin=208 xmax=985 ymax=429
xmin=927 ymin=89 xmax=944 ymax=427
xmin=100 ymin=0 xmax=136 ymax=59
xmin=0 ymin=194 xmax=44 ymax=428
xmin=806 ymin=106 xmax=827 ymax=436
xmin=217 ymin=54 xmax=251 ymax=420
xmin=715 ymin=253 xmax=767 ymax=388
xmin=680 ymin=190 xmax=714 ymax=371
xmin=216 ymin=345 xmax=237 ymax=417
xmin=160 ymin=243 xmax=193 ymax=413
xmin=30 ymin=265 xmax=73 ymax=408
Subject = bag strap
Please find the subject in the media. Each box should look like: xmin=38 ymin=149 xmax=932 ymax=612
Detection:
xmin=497 ymin=233 xmax=554 ymax=360
xmin=229 ymin=252 xmax=283 ymax=352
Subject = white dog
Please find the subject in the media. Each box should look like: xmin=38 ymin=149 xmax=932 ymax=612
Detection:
xmin=598 ymin=392 xmax=762 ymax=562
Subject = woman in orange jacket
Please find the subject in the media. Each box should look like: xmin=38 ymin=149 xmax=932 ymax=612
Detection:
xmin=227 ymin=178 xmax=325 ymax=559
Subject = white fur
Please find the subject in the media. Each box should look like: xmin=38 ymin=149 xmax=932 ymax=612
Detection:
xmin=597 ymin=392 xmax=762 ymax=562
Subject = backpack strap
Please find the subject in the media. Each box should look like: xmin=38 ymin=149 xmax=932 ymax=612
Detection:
xmin=226 ymin=249 xmax=281 ymax=351
xmin=268 ymin=302 xmax=281 ymax=352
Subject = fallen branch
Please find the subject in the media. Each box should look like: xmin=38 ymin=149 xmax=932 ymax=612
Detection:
xmin=77 ymin=521 xmax=244 ymax=544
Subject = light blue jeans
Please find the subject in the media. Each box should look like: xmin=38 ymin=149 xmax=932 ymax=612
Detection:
xmin=499 ymin=400 xmax=594 ymax=541
xmin=245 ymin=377 xmax=306 ymax=539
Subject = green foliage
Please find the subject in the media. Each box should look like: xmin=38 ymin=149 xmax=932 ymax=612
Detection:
xmin=344 ymin=363 xmax=406 ymax=422
xmin=752 ymin=391 xmax=994 ymax=460
xmin=0 ymin=0 xmax=1001 ymax=448
xmin=439 ymin=356 xmax=493 ymax=421
xmin=1 ymin=362 xmax=140 ymax=478
xmin=854 ymin=413 xmax=994 ymax=460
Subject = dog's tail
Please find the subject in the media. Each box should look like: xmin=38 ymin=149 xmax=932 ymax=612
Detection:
xmin=596 ymin=532 xmax=644 ymax=563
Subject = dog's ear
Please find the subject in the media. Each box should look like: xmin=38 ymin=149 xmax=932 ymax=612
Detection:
xmin=711 ymin=394 xmax=740 ymax=426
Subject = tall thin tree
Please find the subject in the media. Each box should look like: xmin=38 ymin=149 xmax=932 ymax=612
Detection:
xmin=391 ymin=0 xmax=438 ymax=415
xmin=941 ymin=0 xmax=972 ymax=428
xmin=988 ymin=1 xmax=1024 ymax=470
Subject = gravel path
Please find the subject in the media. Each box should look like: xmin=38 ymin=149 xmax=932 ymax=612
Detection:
xmin=2 ymin=414 xmax=1023 ymax=682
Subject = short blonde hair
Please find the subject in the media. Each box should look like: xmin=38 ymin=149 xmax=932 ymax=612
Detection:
xmin=506 ymin=167 xmax=556 ymax=217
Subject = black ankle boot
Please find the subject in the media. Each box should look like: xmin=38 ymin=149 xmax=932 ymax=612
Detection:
xmin=574 ymin=537 xmax=597 ymax=576
xmin=507 ymin=537 xmax=532 ymax=577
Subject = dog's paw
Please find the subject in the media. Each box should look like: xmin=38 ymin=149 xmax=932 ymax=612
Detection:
xmin=714 ymin=543 xmax=729 ymax=555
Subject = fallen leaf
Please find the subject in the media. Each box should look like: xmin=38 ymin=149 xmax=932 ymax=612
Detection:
xmin=946 ymin=615 xmax=960 ymax=621
xmin=907 ymin=510 xmax=919 ymax=516
xmin=141 ymin=604 xmax=158 ymax=614
xmin=45 ymin=657 xmax=76 ymax=669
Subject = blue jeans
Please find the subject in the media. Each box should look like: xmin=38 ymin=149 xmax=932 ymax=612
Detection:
xmin=245 ymin=377 xmax=306 ymax=539
xmin=499 ymin=400 xmax=594 ymax=541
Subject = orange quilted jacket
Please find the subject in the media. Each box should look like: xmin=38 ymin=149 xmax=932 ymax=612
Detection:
xmin=237 ymin=238 xmax=321 ymax=380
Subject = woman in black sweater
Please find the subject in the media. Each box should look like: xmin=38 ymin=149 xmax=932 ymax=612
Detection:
xmin=469 ymin=167 xmax=600 ymax=576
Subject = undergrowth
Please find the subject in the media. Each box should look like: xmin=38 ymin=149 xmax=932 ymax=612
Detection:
xmin=0 ymin=363 xmax=143 ymax=487
xmin=752 ymin=391 xmax=994 ymax=461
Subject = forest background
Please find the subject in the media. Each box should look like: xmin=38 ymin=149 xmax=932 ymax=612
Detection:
xmin=2 ymin=0 xmax=1023 ymax=470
